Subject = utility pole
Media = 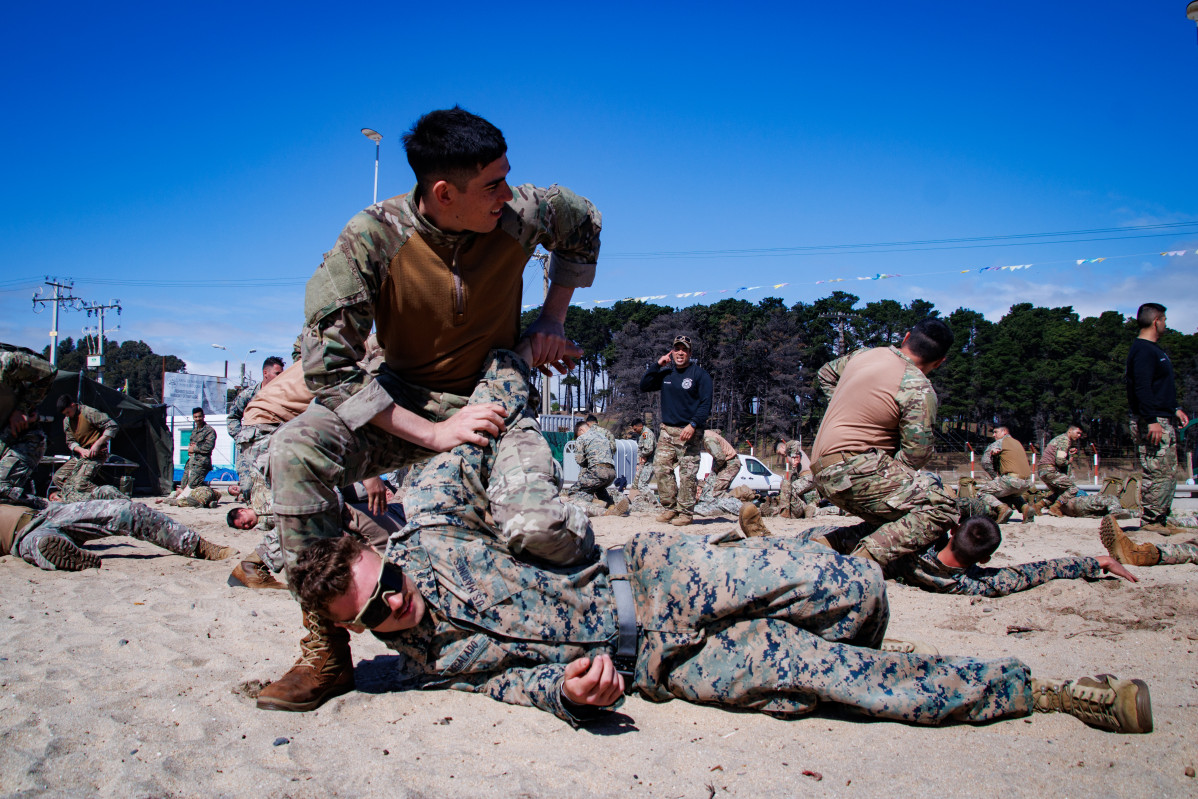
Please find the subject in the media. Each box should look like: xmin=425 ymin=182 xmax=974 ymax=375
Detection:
xmin=818 ymin=311 xmax=855 ymax=357
xmin=31 ymin=278 xmax=81 ymax=366
xmin=81 ymin=300 xmax=122 ymax=384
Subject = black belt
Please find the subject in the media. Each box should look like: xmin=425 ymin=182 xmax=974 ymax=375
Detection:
xmin=605 ymin=546 xmax=639 ymax=688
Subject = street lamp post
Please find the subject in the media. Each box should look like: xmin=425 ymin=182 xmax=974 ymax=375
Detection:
xmin=361 ymin=128 xmax=383 ymax=205
xmin=211 ymin=344 xmax=228 ymax=378
xmin=241 ymin=348 xmax=258 ymax=386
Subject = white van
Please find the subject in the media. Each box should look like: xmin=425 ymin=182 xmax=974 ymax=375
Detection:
xmin=693 ymin=452 xmax=783 ymax=493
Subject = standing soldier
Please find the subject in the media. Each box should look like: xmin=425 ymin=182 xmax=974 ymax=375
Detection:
xmin=1033 ymin=426 xmax=1120 ymax=517
xmin=810 ymin=317 xmax=957 ymax=568
xmin=228 ymin=355 xmax=285 ymax=498
xmin=775 ymin=439 xmax=816 ymax=518
xmin=976 ymin=425 xmax=1035 ymax=523
xmin=0 ymin=350 xmax=56 ymax=509
xmin=639 ymin=335 xmax=713 ymax=527
xmin=180 ymin=407 xmax=216 ymax=489
xmin=1126 ymin=302 xmax=1189 ymax=534
xmin=54 ymin=396 xmax=119 ymax=501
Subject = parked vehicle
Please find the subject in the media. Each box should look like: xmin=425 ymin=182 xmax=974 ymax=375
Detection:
xmin=688 ymin=453 xmax=783 ymax=493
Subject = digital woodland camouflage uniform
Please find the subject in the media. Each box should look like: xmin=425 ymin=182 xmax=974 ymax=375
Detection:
xmin=270 ymin=182 xmax=600 ymax=570
xmin=55 ymin=404 xmax=119 ymax=501
xmin=3 ymin=498 xmax=204 ymax=571
xmin=562 ymin=427 xmax=616 ymax=511
xmin=371 ymin=355 xmax=1034 ymax=729
xmin=634 ymin=425 xmax=656 ymax=491
xmin=227 ymin=382 xmax=261 ymax=497
xmin=0 ymin=352 xmax=56 ymax=509
xmin=812 ymin=347 xmax=957 ymax=566
xmin=180 ymin=422 xmax=216 ymax=489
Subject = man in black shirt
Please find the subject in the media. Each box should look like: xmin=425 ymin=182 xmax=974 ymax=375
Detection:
xmin=1125 ymin=302 xmax=1190 ymax=532
xmin=639 ymin=335 xmax=713 ymax=526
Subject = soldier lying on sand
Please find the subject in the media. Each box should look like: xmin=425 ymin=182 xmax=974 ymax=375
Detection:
xmin=288 ymin=345 xmax=1154 ymax=735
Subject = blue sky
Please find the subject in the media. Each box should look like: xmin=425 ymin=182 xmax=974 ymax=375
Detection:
xmin=2 ymin=2 xmax=1197 ymax=382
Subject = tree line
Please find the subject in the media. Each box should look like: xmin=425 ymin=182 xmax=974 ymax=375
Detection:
xmin=528 ymin=292 xmax=1197 ymax=457
xmin=45 ymin=337 xmax=187 ymax=405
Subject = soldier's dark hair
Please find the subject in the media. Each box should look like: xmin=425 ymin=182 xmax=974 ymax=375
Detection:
xmin=574 ymin=420 xmax=589 ymax=435
xmin=291 ymin=535 xmax=367 ymax=614
xmin=1067 ymin=424 xmax=1084 ymax=435
xmin=262 ymin=356 xmax=285 ymax=372
xmin=226 ymin=507 xmax=245 ymax=528
xmin=585 ymin=414 xmax=599 ymax=423
xmin=629 ymin=419 xmax=643 ymax=428
xmin=1136 ymin=302 xmax=1166 ymax=329
xmin=192 ymin=407 xmax=204 ymax=416
xmin=903 ymin=317 xmax=954 ymax=363
xmin=403 ymin=106 xmax=507 ymax=196
xmin=949 ymin=516 xmax=1002 ymax=566
xmin=56 ymin=395 xmax=75 ymax=413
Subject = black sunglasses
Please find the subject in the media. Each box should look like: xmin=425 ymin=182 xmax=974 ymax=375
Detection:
xmin=352 ymin=561 xmax=406 ymax=629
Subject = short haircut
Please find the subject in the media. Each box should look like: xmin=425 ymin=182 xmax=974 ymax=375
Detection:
xmin=226 ymin=507 xmax=245 ymax=528
xmin=192 ymin=407 xmax=204 ymax=416
xmin=993 ymin=425 xmax=1009 ymax=435
xmin=1067 ymin=424 xmax=1084 ymax=435
xmin=904 ymin=317 xmax=954 ymax=363
xmin=585 ymin=414 xmax=599 ymax=423
xmin=402 ymin=106 xmax=507 ymax=196
xmin=56 ymin=395 xmax=75 ymax=413
xmin=949 ymin=516 xmax=1002 ymax=566
xmin=1136 ymin=303 xmax=1166 ymax=329
xmin=630 ymin=419 xmax=643 ymax=428
xmin=291 ymin=536 xmax=367 ymax=614
xmin=574 ymin=420 xmax=589 ymax=435
xmin=262 ymin=356 xmax=285 ymax=372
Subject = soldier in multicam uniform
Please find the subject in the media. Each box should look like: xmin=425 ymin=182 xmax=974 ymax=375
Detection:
xmin=640 ymin=335 xmax=712 ymax=527
xmin=54 ymin=396 xmax=119 ymax=501
xmin=227 ymin=355 xmax=286 ymax=498
xmin=810 ymin=318 xmax=958 ymax=568
xmin=976 ymin=425 xmax=1035 ymax=523
xmin=0 ymin=497 xmax=234 ymax=571
xmin=52 ymin=483 xmax=126 ymax=503
xmin=773 ymin=440 xmax=816 ymax=518
xmin=693 ymin=429 xmax=742 ymax=518
xmin=561 ymin=420 xmax=628 ymax=517
xmin=179 ymin=407 xmax=216 ymax=489
xmin=288 ymin=350 xmax=1155 ymax=736
xmin=628 ymin=418 xmax=656 ymax=493
xmin=1033 ymin=425 xmax=1124 ymax=518
xmin=1126 ymin=302 xmax=1189 ymax=534
xmin=0 ymin=350 xmax=56 ymax=509
xmin=263 ymin=107 xmax=602 ymax=712
xmin=163 ymin=485 xmax=223 ymax=508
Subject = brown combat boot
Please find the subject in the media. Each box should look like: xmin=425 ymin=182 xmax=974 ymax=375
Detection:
xmin=994 ymin=502 xmax=1014 ymax=524
xmin=1046 ymin=502 xmax=1065 ymax=517
xmin=605 ymin=498 xmax=631 ymax=517
xmin=1099 ymin=515 xmax=1160 ymax=566
xmin=656 ymin=510 xmax=678 ymax=523
xmin=670 ymin=514 xmax=693 ymax=527
xmin=1139 ymin=521 xmax=1189 ymax=536
xmin=1030 ymin=675 xmax=1153 ymax=733
xmin=1021 ymin=501 xmax=1036 ymax=523
xmin=730 ymin=485 xmax=756 ymax=501
xmin=231 ymin=554 xmax=288 ymax=590
xmin=738 ymin=503 xmax=771 ymax=538
xmin=194 ymin=538 xmax=237 ymax=560
xmin=257 ymin=610 xmax=355 ymax=712
xmin=37 ymin=536 xmax=102 ymax=571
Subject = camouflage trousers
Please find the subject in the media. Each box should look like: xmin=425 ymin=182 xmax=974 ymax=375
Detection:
xmin=272 ymin=349 xmax=594 ymax=571
xmin=0 ymin=429 xmax=46 ymax=508
xmin=564 ymin=464 xmax=615 ymax=505
xmin=56 ymin=484 xmax=125 ymax=503
xmin=53 ymin=455 xmax=106 ymax=502
xmin=813 ymin=450 xmax=957 ymax=567
xmin=629 ymin=490 xmax=663 ymax=514
xmin=1061 ymin=492 xmax=1123 ymax=518
xmin=976 ymin=474 xmax=1032 ymax=511
xmin=629 ymin=530 xmax=1032 ymax=724
xmin=1038 ymin=467 xmax=1079 ymax=505
xmin=168 ymin=485 xmax=221 ymax=508
xmin=1159 ymin=540 xmax=1198 ymax=565
xmin=653 ymin=424 xmax=702 ymax=516
xmin=180 ymin=453 xmax=212 ymax=489
xmin=693 ymin=494 xmax=743 ymax=517
xmin=1130 ymin=416 xmax=1178 ymax=525
xmin=697 ymin=460 xmax=740 ymax=506
xmin=235 ymin=423 xmax=278 ymax=499
xmin=634 ymin=458 xmax=653 ymax=491
xmin=778 ymin=471 xmax=816 ymax=517
xmin=14 ymin=498 xmax=200 ymax=570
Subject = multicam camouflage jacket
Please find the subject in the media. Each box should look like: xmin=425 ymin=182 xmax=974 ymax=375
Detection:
xmin=63 ymin=404 xmax=118 ymax=451
xmin=574 ymin=427 xmax=615 ymax=468
xmin=299 ymin=184 xmax=601 ymax=431
xmin=1040 ymin=433 xmax=1074 ymax=474
xmin=226 ymin=382 xmax=261 ymax=439
xmin=637 ymin=427 xmax=656 ymax=459
xmin=817 ymin=346 xmax=937 ymax=469
xmin=890 ymin=539 xmax=1103 ymax=596
xmin=0 ymin=351 xmax=56 ymax=435
xmin=981 ymin=439 xmax=1002 ymax=479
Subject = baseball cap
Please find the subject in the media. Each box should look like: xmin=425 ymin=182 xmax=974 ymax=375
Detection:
xmin=672 ymin=335 xmax=692 ymax=350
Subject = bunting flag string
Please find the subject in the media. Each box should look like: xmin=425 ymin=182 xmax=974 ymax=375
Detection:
xmin=522 ymin=248 xmax=1198 ymax=308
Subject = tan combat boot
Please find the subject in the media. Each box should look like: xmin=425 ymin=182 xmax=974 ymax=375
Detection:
xmin=671 ymin=514 xmax=693 ymax=527
xmin=880 ymin=638 xmax=939 ymax=655
xmin=803 ymin=503 xmax=819 ymax=519
xmin=730 ymin=485 xmax=756 ymax=501
xmin=1030 ymin=675 xmax=1153 ymax=733
xmin=605 ymin=498 xmax=631 ymax=517
xmin=656 ymin=510 xmax=678 ymax=523
xmin=257 ymin=610 xmax=355 ymax=712
xmin=1139 ymin=521 xmax=1189 ymax=535
xmin=195 ymin=538 xmax=237 ymax=560
xmin=231 ymin=553 xmax=288 ymax=590
xmin=1099 ymin=515 xmax=1160 ymax=566
xmin=994 ymin=502 xmax=1014 ymax=524
xmin=1021 ymin=501 xmax=1036 ymax=523
xmin=1046 ymin=502 xmax=1065 ymax=517
xmin=738 ymin=503 xmax=771 ymax=538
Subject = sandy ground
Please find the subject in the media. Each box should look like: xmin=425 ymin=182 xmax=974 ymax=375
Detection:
xmin=1 ymin=502 xmax=1196 ymax=799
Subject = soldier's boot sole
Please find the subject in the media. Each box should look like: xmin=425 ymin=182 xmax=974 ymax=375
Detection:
xmin=230 ymin=560 xmax=289 ymax=590
xmin=1032 ymin=675 xmax=1152 ymax=734
xmin=1099 ymin=515 xmax=1160 ymax=566
xmin=880 ymin=638 xmax=939 ymax=655
xmin=995 ymin=503 xmax=1014 ymax=524
xmin=738 ymin=503 xmax=772 ymax=538
xmin=38 ymin=537 xmax=101 ymax=571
